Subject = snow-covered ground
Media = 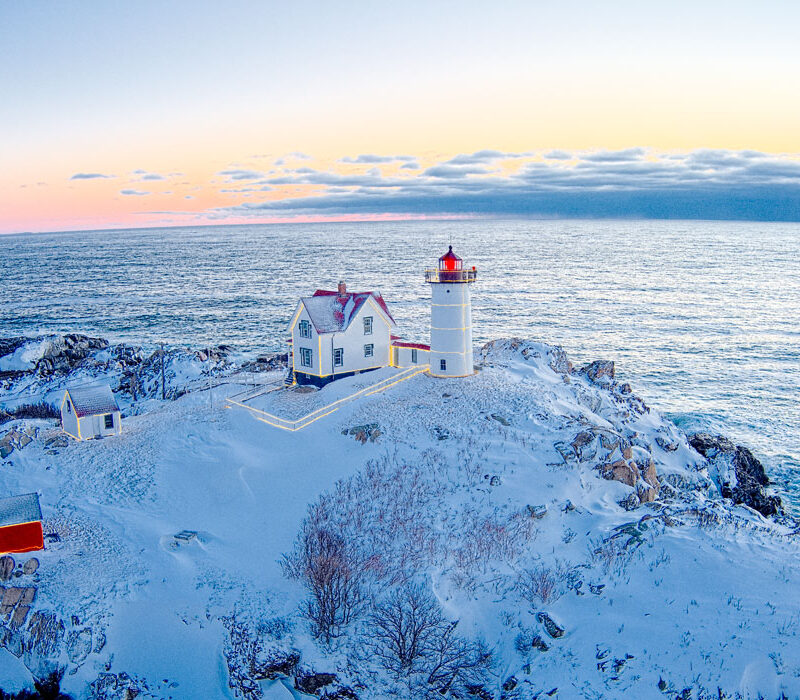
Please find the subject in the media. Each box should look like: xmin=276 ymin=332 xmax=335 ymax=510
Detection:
xmin=1 ymin=337 xmax=798 ymax=699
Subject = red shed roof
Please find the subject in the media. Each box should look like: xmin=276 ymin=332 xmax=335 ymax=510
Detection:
xmin=391 ymin=341 xmax=431 ymax=351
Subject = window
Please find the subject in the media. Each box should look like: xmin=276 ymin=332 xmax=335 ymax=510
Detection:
xmin=440 ymin=358 xmax=447 ymax=371
xmin=364 ymin=343 xmax=374 ymax=358
xmin=334 ymin=348 xmax=344 ymax=367
xmin=104 ymin=414 xmax=114 ymax=429
xmin=299 ymin=320 xmax=312 ymax=339
xmin=363 ymin=316 xmax=373 ymax=335
xmin=299 ymin=347 xmax=313 ymax=367
xmin=411 ymin=348 xmax=418 ymax=364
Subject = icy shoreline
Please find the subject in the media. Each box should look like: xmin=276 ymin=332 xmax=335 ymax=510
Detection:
xmin=1 ymin=334 xmax=798 ymax=699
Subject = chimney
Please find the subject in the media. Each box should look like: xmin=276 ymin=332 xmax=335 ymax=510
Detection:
xmin=337 ymin=281 xmax=347 ymax=296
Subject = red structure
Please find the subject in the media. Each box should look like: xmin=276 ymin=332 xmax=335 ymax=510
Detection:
xmin=439 ymin=245 xmax=463 ymax=271
xmin=0 ymin=493 xmax=44 ymax=555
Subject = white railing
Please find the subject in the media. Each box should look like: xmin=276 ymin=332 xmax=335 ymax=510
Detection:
xmin=424 ymin=268 xmax=477 ymax=283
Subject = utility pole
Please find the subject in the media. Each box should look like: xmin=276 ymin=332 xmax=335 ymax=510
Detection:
xmin=159 ymin=342 xmax=166 ymax=400
xmin=207 ymin=343 xmax=213 ymax=411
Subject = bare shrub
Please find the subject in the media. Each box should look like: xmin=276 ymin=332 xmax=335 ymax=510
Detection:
xmin=0 ymin=401 xmax=59 ymax=423
xmin=282 ymin=517 xmax=366 ymax=644
xmin=517 ymin=560 xmax=570 ymax=606
xmin=587 ymin=535 xmax=640 ymax=577
xmin=368 ymin=583 xmax=491 ymax=695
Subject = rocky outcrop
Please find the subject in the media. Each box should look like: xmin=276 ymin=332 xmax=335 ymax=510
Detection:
xmin=689 ymin=433 xmax=782 ymax=517
xmin=479 ymin=338 xmax=572 ymax=375
xmin=579 ymin=360 xmax=615 ymax=383
xmin=0 ymin=337 xmax=28 ymax=359
xmin=295 ymin=669 xmax=337 ymax=695
xmin=34 ymin=334 xmax=109 ymax=376
xmin=240 ymin=352 xmax=288 ymax=373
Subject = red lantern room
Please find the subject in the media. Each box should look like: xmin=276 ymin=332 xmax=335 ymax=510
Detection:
xmin=439 ymin=245 xmax=463 ymax=272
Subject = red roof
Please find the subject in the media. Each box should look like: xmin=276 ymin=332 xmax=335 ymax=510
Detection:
xmin=301 ymin=289 xmax=396 ymax=333
xmin=439 ymin=245 xmax=463 ymax=271
xmin=392 ymin=341 xmax=431 ymax=351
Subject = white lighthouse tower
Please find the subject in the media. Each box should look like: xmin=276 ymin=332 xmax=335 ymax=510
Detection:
xmin=425 ymin=246 xmax=477 ymax=377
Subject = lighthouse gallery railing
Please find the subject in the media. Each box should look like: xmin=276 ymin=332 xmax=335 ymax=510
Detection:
xmin=424 ymin=268 xmax=478 ymax=283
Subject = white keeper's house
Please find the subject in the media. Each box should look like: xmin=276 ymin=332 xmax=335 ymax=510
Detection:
xmin=286 ymin=246 xmax=477 ymax=386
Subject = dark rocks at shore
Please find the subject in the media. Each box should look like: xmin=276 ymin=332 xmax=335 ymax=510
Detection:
xmin=34 ymin=334 xmax=109 ymax=376
xmin=240 ymin=352 xmax=288 ymax=373
xmin=689 ymin=433 xmax=783 ymax=517
xmin=0 ymin=337 xmax=28 ymax=359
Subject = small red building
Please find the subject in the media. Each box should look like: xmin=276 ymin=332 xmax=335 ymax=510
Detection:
xmin=0 ymin=493 xmax=44 ymax=555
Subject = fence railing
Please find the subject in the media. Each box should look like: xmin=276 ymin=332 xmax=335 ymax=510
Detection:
xmin=424 ymin=269 xmax=477 ymax=283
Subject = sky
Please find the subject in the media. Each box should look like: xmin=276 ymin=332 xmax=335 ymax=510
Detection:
xmin=2 ymin=0 xmax=800 ymax=234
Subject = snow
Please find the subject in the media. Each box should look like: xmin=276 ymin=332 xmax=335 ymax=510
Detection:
xmin=65 ymin=384 xmax=119 ymax=417
xmin=1 ymin=337 xmax=798 ymax=698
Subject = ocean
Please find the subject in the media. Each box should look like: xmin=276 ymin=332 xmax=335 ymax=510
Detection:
xmin=1 ymin=220 xmax=798 ymax=509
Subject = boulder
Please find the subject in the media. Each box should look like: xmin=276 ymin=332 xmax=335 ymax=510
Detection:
xmin=67 ymin=627 xmax=93 ymax=664
xmin=251 ymin=648 xmax=300 ymax=680
xmin=0 ymin=555 xmax=15 ymax=581
xmin=22 ymin=558 xmax=39 ymax=575
xmin=601 ymin=460 xmax=639 ymax=488
xmin=579 ymin=360 xmax=615 ymax=383
xmin=537 ymin=612 xmax=565 ymax=638
xmin=295 ymin=670 xmax=337 ymax=695
xmin=689 ymin=433 xmax=782 ymax=517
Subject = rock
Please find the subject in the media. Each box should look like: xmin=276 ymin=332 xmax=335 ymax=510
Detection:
xmin=580 ymin=360 xmax=615 ymax=383
xmin=10 ymin=604 xmax=30 ymax=629
xmin=531 ymin=634 xmax=549 ymax=651
xmin=240 ymin=352 xmax=288 ymax=373
xmin=22 ymin=558 xmax=39 ymax=575
xmin=502 ymin=676 xmax=518 ymax=692
xmin=637 ymin=483 xmax=658 ymax=504
xmin=34 ymin=334 xmax=108 ymax=376
xmin=571 ymin=431 xmax=596 ymax=461
xmin=0 ymin=444 xmax=13 ymax=459
xmin=295 ymin=670 xmax=337 ymax=695
xmin=491 ymin=413 xmax=511 ymax=426
xmin=527 ymin=504 xmax=547 ymax=519
xmin=0 ymin=555 xmax=15 ymax=581
xmin=601 ymin=460 xmax=640 ymax=487
xmin=25 ymin=610 xmax=65 ymax=657
xmin=2 ymin=586 xmax=24 ymax=608
xmin=689 ymin=433 xmax=782 ymax=517
xmin=641 ymin=459 xmax=659 ymax=488
xmin=655 ymin=436 xmax=679 ymax=452
xmin=251 ymin=648 xmax=300 ymax=680
xmin=324 ymin=686 xmax=359 ymax=700
xmin=0 ymin=337 xmax=28 ymax=359
xmin=537 ymin=612 xmax=565 ymax=638
xmin=618 ymin=492 xmax=640 ymax=511
xmin=67 ymin=627 xmax=93 ymax=664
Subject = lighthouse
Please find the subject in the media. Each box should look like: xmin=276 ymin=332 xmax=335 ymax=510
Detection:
xmin=425 ymin=246 xmax=477 ymax=377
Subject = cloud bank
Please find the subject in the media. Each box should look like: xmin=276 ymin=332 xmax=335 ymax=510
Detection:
xmin=207 ymin=148 xmax=800 ymax=222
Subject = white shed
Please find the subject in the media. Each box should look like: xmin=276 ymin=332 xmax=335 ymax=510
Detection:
xmin=61 ymin=385 xmax=121 ymax=440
